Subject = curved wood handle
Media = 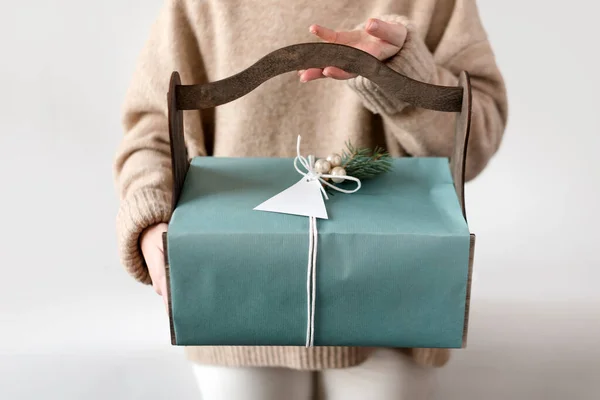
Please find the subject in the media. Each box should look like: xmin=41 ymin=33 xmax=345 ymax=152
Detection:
xmin=168 ymin=43 xmax=472 ymax=220
xmin=176 ymin=43 xmax=463 ymax=112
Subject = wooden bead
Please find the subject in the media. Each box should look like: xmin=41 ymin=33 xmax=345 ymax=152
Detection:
xmin=314 ymin=159 xmax=331 ymax=174
xmin=326 ymin=153 xmax=342 ymax=167
xmin=330 ymin=166 xmax=346 ymax=183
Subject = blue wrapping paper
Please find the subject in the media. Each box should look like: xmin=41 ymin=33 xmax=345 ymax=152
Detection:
xmin=167 ymin=157 xmax=471 ymax=348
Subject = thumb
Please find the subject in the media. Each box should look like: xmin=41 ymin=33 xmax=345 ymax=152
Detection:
xmin=161 ymin=279 xmax=169 ymax=314
xmin=364 ymin=19 xmax=407 ymax=48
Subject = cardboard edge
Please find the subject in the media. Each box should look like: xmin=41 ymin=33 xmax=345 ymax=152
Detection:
xmin=163 ymin=231 xmax=177 ymax=345
xmin=462 ymin=233 xmax=476 ymax=348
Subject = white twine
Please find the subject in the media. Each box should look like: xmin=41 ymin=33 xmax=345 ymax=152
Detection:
xmin=306 ymin=215 xmax=314 ymax=347
xmin=293 ymin=137 xmax=361 ymax=200
xmin=305 ymin=156 xmax=316 ymax=347
xmin=305 ymin=215 xmax=318 ymax=347
xmin=294 ymin=136 xmax=361 ymax=347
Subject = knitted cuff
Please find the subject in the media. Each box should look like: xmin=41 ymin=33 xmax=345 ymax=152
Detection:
xmin=347 ymin=15 xmax=438 ymax=115
xmin=116 ymin=188 xmax=172 ymax=285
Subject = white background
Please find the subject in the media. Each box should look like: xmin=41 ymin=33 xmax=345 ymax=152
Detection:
xmin=1 ymin=0 xmax=599 ymax=399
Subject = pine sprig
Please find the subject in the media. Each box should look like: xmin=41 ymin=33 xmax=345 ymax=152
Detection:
xmin=341 ymin=141 xmax=392 ymax=180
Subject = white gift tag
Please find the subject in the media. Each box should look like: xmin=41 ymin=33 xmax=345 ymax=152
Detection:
xmin=254 ymin=178 xmax=328 ymax=219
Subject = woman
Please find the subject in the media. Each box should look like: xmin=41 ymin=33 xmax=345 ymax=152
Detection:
xmin=114 ymin=0 xmax=507 ymax=398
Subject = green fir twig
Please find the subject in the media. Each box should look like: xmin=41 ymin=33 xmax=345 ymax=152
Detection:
xmin=321 ymin=142 xmax=392 ymax=194
xmin=341 ymin=141 xmax=392 ymax=180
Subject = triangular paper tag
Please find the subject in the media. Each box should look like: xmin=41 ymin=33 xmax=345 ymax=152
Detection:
xmin=254 ymin=178 xmax=328 ymax=219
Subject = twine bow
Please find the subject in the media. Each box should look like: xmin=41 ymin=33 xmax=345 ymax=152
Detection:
xmin=293 ymin=136 xmax=361 ymax=199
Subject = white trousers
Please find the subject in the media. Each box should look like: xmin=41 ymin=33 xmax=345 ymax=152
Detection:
xmin=192 ymin=349 xmax=435 ymax=400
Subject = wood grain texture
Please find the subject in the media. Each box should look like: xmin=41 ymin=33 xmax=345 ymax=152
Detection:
xmin=176 ymin=43 xmax=463 ymax=112
xmin=168 ymin=72 xmax=189 ymax=213
xmin=450 ymin=72 xmax=472 ymax=221
xmin=162 ymin=231 xmax=177 ymax=345
xmin=462 ymin=233 xmax=476 ymax=348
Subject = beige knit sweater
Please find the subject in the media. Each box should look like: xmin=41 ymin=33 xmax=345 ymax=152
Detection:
xmin=114 ymin=0 xmax=507 ymax=370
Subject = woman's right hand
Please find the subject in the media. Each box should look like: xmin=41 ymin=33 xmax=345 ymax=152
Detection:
xmin=140 ymin=222 xmax=169 ymax=313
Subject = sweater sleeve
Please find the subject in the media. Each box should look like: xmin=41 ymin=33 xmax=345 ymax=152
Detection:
xmin=347 ymin=0 xmax=508 ymax=181
xmin=113 ymin=0 xmax=207 ymax=284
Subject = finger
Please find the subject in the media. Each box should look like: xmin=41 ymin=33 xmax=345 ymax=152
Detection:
xmin=322 ymin=67 xmax=356 ymax=80
xmin=152 ymin=281 xmax=162 ymax=296
xmin=148 ymin=253 xmax=166 ymax=296
xmin=300 ymin=68 xmax=325 ymax=82
xmin=152 ymin=274 xmax=165 ymax=296
xmin=161 ymin=281 xmax=169 ymax=314
xmin=309 ymin=24 xmax=361 ymax=45
xmin=161 ymin=278 xmax=168 ymax=300
xmin=365 ymin=19 xmax=407 ymax=48
xmin=297 ymin=69 xmax=305 ymax=76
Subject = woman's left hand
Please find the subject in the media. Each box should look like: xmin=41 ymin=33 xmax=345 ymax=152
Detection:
xmin=299 ymin=18 xmax=407 ymax=82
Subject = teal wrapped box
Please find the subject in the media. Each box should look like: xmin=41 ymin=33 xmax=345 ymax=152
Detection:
xmin=165 ymin=156 xmax=473 ymax=348
xmin=162 ymin=42 xmax=475 ymax=349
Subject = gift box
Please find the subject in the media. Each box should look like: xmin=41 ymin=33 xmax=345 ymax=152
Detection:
xmin=162 ymin=43 xmax=475 ymax=348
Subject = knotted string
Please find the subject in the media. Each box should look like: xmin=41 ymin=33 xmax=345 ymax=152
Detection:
xmin=293 ymin=137 xmax=361 ymax=200
xmin=294 ymin=136 xmax=361 ymax=347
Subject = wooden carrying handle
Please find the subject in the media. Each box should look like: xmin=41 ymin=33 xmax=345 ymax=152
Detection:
xmin=168 ymin=43 xmax=472 ymax=219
